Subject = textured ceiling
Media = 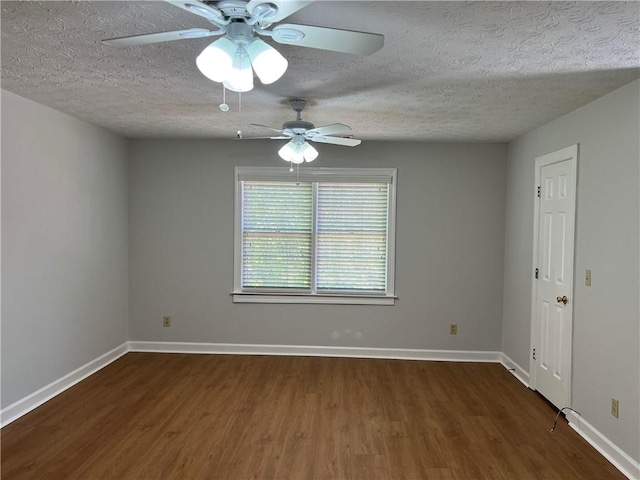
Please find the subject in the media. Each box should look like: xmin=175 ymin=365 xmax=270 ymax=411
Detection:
xmin=1 ymin=1 xmax=639 ymax=142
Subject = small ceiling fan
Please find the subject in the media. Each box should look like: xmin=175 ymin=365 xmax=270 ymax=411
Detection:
xmin=245 ymin=99 xmax=361 ymax=163
xmin=103 ymin=0 xmax=384 ymax=92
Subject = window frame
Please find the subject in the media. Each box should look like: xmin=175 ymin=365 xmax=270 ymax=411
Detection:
xmin=233 ymin=166 xmax=397 ymax=305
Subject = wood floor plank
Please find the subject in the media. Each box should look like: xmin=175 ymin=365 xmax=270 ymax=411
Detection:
xmin=347 ymin=360 xmax=385 ymax=456
xmin=312 ymin=358 xmax=351 ymax=479
xmin=350 ymin=454 xmax=389 ymax=480
xmin=380 ymin=420 xmax=429 ymax=480
xmin=273 ymin=390 xmax=320 ymax=480
xmin=1 ymin=353 xmax=626 ymax=480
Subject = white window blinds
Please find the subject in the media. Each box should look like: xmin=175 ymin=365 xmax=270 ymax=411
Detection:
xmin=242 ymin=181 xmax=312 ymax=289
xmin=316 ymin=183 xmax=388 ymax=292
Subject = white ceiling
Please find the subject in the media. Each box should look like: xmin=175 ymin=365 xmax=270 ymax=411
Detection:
xmin=1 ymin=1 xmax=639 ymax=142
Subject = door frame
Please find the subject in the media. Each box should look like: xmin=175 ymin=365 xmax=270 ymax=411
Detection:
xmin=529 ymin=144 xmax=579 ymax=405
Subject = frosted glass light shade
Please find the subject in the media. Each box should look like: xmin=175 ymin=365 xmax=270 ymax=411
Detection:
xmin=223 ymin=48 xmax=254 ymax=92
xmin=278 ymin=140 xmax=318 ymax=164
xmin=302 ymin=142 xmax=318 ymax=162
xmin=247 ymin=39 xmax=288 ymax=85
xmin=278 ymin=141 xmax=304 ymax=164
xmin=196 ymin=37 xmax=235 ymax=82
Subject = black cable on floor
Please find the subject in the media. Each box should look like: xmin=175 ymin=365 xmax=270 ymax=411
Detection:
xmin=550 ymin=406 xmax=581 ymax=432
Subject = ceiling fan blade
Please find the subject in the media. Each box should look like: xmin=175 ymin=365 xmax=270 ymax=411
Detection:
xmin=250 ymin=123 xmax=287 ymax=134
xmin=247 ymin=0 xmax=313 ymax=23
xmin=103 ymin=28 xmax=219 ymax=47
xmin=306 ymin=123 xmax=352 ymax=137
xmin=165 ymin=0 xmax=225 ymax=24
xmin=238 ymin=136 xmax=291 ymax=140
xmin=272 ymin=24 xmax=384 ymax=55
xmin=310 ymin=136 xmax=362 ymax=147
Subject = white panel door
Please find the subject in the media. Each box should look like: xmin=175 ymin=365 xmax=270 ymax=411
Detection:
xmin=531 ymin=145 xmax=577 ymax=410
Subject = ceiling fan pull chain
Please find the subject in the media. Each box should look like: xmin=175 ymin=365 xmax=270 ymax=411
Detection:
xmin=219 ymin=85 xmax=229 ymax=112
xmin=237 ymin=90 xmax=243 ymax=139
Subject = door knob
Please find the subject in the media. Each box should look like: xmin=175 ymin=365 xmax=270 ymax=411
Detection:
xmin=556 ymin=295 xmax=568 ymax=304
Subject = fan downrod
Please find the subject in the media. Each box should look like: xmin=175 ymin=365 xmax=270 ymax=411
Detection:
xmin=283 ymin=99 xmax=313 ymax=130
xmin=290 ymin=99 xmax=307 ymax=119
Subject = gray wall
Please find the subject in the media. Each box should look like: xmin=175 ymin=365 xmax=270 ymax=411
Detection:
xmin=129 ymin=140 xmax=507 ymax=351
xmin=502 ymin=80 xmax=640 ymax=461
xmin=1 ymin=90 xmax=129 ymax=408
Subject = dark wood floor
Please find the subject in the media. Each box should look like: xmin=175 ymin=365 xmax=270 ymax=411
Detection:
xmin=1 ymin=353 xmax=623 ymax=479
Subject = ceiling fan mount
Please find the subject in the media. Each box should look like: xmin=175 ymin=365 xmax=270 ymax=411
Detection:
xmin=289 ymin=99 xmax=307 ymax=113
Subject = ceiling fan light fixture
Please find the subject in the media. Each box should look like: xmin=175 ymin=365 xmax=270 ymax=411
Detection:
xmin=196 ymin=37 xmax=235 ymax=82
xmin=278 ymin=139 xmax=317 ymax=164
xmin=223 ymin=48 xmax=254 ymax=92
xmin=302 ymin=142 xmax=318 ymax=162
xmin=278 ymin=141 xmax=303 ymax=164
xmin=247 ymin=39 xmax=288 ymax=85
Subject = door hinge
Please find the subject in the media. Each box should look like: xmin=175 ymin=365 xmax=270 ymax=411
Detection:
xmin=535 ymin=268 xmax=539 ymax=279
xmin=532 ymin=348 xmax=536 ymax=360
xmin=537 ymin=186 xmax=541 ymax=198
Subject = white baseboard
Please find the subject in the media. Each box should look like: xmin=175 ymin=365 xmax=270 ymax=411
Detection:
xmin=3 ymin=340 xmax=637 ymax=480
xmin=128 ymin=341 xmax=502 ymax=363
xmin=0 ymin=342 xmax=129 ymax=428
xmin=499 ymin=352 xmax=530 ymax=387
xmin=566 ymin=411 xmax=640 ymax=480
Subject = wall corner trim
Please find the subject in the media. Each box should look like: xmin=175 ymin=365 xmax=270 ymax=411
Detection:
xmin=0 ymin=342 xmax=129 ymax=428
xmin=128 ymin=341 xmax=502 ymax=362
xmin=566 ymin=411 xmax=640 ymax=480
xmin=499 ymin=352 xmax=530 ymax=388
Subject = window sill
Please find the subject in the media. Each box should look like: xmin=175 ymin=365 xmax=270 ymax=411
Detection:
xmin=231 ymin=292 xmax=396 ymax=305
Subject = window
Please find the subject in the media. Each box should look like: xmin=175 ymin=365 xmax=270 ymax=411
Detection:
xmin=233 ymin=167 xmax=397 ymax=304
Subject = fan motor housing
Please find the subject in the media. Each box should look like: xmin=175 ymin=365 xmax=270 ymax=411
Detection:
xmin=282 ymin=120 xmax=315 ymax=131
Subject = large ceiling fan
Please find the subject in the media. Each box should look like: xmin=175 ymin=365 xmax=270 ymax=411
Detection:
xmin=103 ymin=0 xmax=384 ymax=92
xmin=245 ymin=99 xmax=361 ymax=164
